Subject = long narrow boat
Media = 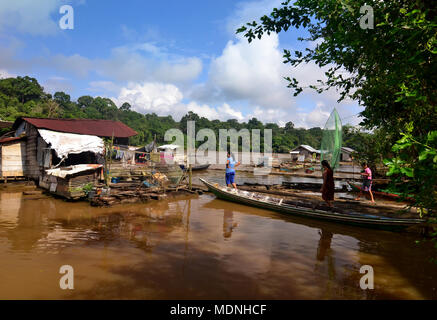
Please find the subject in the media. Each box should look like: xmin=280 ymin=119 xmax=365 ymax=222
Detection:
xmin=347 ymin=181 xmax=415 ymax=202
xmin=200 ymin=178 xmax=425 ymax=231
xmin=179 ymin=163 xmax=211 ymax=171
xmin=192 ymin=163 xmax=211 ymax=171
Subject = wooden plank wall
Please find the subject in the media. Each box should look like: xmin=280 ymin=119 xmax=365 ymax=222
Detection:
xmin=1 ymin=141 xmax=26 ymax=177
xmin=25 ymin=124 xmax=44 ymax=179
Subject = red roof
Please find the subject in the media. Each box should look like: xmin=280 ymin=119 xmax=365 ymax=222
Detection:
xmin=16 ymin=117 xmax=137 ymax=138
xmin=0 ymin=136 xmax=25 ymax=144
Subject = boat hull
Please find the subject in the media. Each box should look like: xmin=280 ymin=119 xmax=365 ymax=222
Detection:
xmin=200 ymin=179 xmax=424 ymax=231
xmin=179 ymin=164 xmax=211 ymax=171
xmin=347 ymin=181 xmax=415 ymax=202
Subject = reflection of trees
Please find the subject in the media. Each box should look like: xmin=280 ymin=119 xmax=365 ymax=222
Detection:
xmin=1 ymin=193 xmax=191 ymax=254
xmin=89 ymin=200 xmax=186 ymax=252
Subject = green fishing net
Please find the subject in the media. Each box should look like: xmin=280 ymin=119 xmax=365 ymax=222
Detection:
xmin=320 ymin=108 xmax=342 ymax=170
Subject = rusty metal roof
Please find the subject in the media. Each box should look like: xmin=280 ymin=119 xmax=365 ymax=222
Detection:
xmin=0 ymin=136 xmax=25 ymax=144
xmin=15 ymin=117 xmax=137 ymax=138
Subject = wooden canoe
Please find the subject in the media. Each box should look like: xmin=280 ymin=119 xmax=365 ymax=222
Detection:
xmin=200 ymin=178 xmax=425 ymax=231
xmin=347 ymin=182 xmax=415 ymax=202
xmin=179 ymin=164 xmax=211 ymax=171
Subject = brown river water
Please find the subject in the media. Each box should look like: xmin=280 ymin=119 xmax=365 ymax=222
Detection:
xmin=0 ymin=173 xmax=436 ymax=299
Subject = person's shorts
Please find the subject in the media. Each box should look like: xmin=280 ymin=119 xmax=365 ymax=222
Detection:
xmin=225 ymin=172 xmax=235 ymax=185
xmin=362 ymin=179 xmax=372 ymax=192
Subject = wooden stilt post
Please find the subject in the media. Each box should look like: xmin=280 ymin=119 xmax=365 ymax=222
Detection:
xmin=352 ymin=157 xmax=355 ymax=181
xmin=189 ymin=164 xmax=192 ymax=190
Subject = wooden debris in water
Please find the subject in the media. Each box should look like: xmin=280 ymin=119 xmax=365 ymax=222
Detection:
xmin=89 ymin=181 xmax=204 ymax=207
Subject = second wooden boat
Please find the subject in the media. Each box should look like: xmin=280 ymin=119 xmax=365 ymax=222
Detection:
xmin=347 ymin=182 xmax=415 ymax=202
xmin=179 ymin=163 xmax=211 ymax=171
xmin=200 ymin=178 xmax=424 ymax=231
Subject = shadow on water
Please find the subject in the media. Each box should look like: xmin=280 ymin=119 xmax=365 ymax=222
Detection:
xmin=0 ymin=190 xmax=435 ymax=299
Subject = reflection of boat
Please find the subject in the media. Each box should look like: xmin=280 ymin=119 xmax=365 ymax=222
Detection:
xmin=347 ymin=182 xmax=415 ymax=202
xmin=200 ymin=178 xmax=425 ymax=231
xmin=179 ymin=163 xmax=210 ymax=171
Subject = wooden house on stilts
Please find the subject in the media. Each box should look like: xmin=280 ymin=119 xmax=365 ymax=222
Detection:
xmin=8 ymin=117 xmax=137 ymax=198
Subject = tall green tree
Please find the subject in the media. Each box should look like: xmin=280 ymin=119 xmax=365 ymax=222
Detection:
xmin=237 ymin=0 xmax=437 ymax=212
xmin=237 ymin=0 xmax=436 ymax=136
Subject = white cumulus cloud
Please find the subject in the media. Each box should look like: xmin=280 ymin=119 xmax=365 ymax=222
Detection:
xmin=96 ymin=45 xmax=203 ymax=84
xmin=0 ymin=0 xmax=63 ymax=35
xmin=112 ymin=82 xmax=244 ymax=122
xmin=208 ymin=34 xmax=294 ymax=109
xmin=0 ymin=69 xmax=16 ymax=79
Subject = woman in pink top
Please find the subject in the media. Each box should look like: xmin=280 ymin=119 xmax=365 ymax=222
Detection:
xmin=354 ymin=162 xmax=375 ymax=203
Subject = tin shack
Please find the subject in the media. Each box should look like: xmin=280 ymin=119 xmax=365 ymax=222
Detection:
xmin=10 ymin=117 xmax=137 ymax=198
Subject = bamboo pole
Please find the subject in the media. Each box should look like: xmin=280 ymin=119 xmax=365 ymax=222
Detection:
xmin=104 ymin=142 xmax=109 ymax=186
xmin=353 ymin=157 xmax=355 ymax=181
xmin=104 ymin=134 xmax=114 ymax=186
xmin=110 ymin=132 xmax=114 ymax=174
xmin=189 ymin=164 xmax=192 ymax=190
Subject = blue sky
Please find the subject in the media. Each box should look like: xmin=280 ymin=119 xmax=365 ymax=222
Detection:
xmin=0 ymin=0 xmax=362 ymax=128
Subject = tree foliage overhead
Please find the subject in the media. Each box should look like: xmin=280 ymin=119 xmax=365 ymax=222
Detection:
xmin=237 ymin=0 xmax=436 ymax=135
xmin=237 ymin=0 xmax=437 ymax=212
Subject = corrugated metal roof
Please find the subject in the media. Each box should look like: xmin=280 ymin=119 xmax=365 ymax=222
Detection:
xmin=341 ymin=147 xmax=355 ymax=153
xmin=15 ymin=117 xmax=137 ymax=138
xmin=293 ymin=144 xmax=320 ymax=153
xmin=158 ymin=144 xmax=182 ymax=150
xmin=46 ymin=164 xmax=103 ymax=178
xmin=0 ymin=136 xmax=25 ymax=144
xmin=38 ymin=129 xmax=104 ymax=158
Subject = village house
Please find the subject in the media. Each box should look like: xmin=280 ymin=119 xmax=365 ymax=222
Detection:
xmin=340 ymin=147 xmax=355 ymax=162
xmin=291 ymin=145 xmax=320 ymax=161
xmin=5 ymin=117 xmax=137 ymax=198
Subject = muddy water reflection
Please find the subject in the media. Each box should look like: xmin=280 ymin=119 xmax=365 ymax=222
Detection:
xmin=0 ymin=190 xmax=436 ymax=299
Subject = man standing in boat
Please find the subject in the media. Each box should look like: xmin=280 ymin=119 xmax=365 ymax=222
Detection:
xmin=226 ymin=151 xmax=240 ymax=189
xmin=354 ymin=162 xmax=375 ymax=204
